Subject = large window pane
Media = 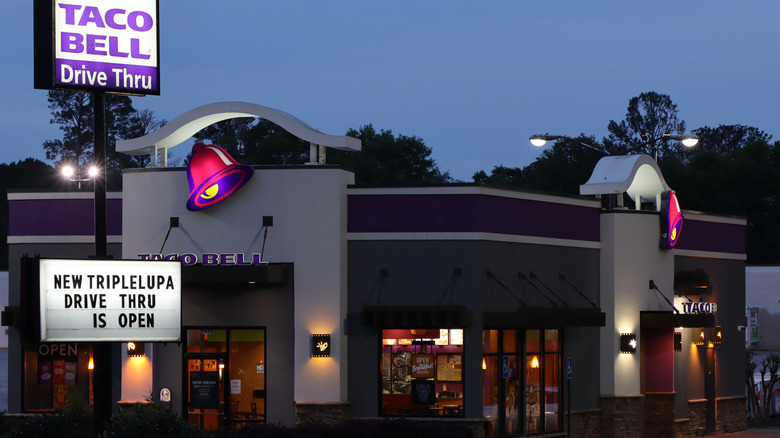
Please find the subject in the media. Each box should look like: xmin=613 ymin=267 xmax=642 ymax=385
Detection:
xmin=544 ymin=353 xmax=560 ymax=431
xmin=229 ymin=329 xmax=266 ymax=423
xmin=504 ymin=354 xmax=520 ymax=435
xmin=381 ymin=329 xmax=463 ymax=417
xmin=525 ymin=353 xmax=541 ymax=434
xmin=526 ymin=329 xmax=541 ymax=353
xmin=545 ymin=329 xmax=559 ymax=352
xmin=483 ymin=355 xmax=499 ymax=437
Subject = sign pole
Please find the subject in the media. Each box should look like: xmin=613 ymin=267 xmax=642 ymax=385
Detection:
xmin=92 ymin=90 xmax=111 ymax=437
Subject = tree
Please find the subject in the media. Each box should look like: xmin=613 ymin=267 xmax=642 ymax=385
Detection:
xmin=691 ymin=124 xmax=772 ymax=156
xmin=519 ymin=135 xmax=604 ymax=195
xmin=603 ymin=91 xmax=687 ymax=159
xmin=328 ymin=124 xmax=451 ymax=185
xmin=758 ymin=353 xmax=780 ymax=419
xmin=746 ymin=351 xmax=761 ymax=419
xmin=43 ymin=90 xmax=166 ymax=187
xmin=473 ymin=165 xmax=524 ymax=186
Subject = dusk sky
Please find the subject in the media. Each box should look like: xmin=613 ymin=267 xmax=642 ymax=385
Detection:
xmin=3 ymin=1 xmax=780 ymax=181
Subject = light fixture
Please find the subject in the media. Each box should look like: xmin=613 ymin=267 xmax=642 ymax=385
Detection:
xmin=311 ymin=334 xmax=331 ymax=358
xmin=531 ymin=355 xmax=540 ymax=368
xmin=693 ymin=328 xmax=705 ymax=346
xmin=482 ymin=358 xmax=487 ymax=370
xmin=88 ymin=355 xmax=94 ymax=370
xmin=529 ymin=134 xmax=605 ymax=153
xmin=620 ymin=333 xmax=637 ymax=354
xmin=713 ymin=326 xmax=722 ymax=344
xmin=126 ymin=342 xmax=145 ymax=357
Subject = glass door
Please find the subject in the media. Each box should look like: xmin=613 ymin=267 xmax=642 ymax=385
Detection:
xmin=186 ymin=355 xmax=227 ymax=430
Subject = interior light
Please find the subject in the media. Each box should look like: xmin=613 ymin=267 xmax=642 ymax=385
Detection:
xmin=531 ymin=356 xmax=540 ymax=368
xmin=482 ymin=358 xmax=486 ymax=370
xmin=88 ymin=355 xmax=94 ymax=370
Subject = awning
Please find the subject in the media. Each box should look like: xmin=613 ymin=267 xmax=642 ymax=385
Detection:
xmin=640 ymin=311 xmax=715 ymax=328
xmin=360 ymin=306 xmax=472 ymax=329
xmin=484 ymin=307 xmax=605 ymax=329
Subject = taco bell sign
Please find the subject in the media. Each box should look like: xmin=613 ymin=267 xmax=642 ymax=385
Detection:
xmin=34 ymin=0 xmax=160 ymax=95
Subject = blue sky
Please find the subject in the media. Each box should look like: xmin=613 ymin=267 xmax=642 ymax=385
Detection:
xmin=3 ymin=1 xmax=780 ymax=181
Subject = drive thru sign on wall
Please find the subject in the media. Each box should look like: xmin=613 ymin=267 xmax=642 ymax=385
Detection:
xmin=40 ymin=259 xmax=180 ymax=342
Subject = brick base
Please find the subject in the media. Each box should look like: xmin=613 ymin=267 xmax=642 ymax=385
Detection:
xmin=645 ymin=392 xmax=675 ymax=437
xmin=716 ymin=396 xmax=746 ymax=434
xmin=294 ymin=401 xmax=350 ymax=425
xmin=600 ymin=395 xmax=645 ymax=438
xmin=565 ymin=409 xmax=601 ymax=438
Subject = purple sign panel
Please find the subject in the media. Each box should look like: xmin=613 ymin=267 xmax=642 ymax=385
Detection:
xmin=35 ymin=0 xmax=160 ymax=95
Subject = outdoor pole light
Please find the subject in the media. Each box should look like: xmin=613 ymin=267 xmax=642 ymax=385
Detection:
xmin=529 ymin=134 xmax=606 ymax=153
xmin=530 ymin=132 xmax=699 ymax=161
xmin=61 ymin=163 xmax=100 ymax=189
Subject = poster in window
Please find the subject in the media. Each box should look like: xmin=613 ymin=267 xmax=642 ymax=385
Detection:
xmin=64 ymin=362 xmax=77 ymax=385
xmin=190 ymin=371 xmax=219 ymax=409
xmin=412 ymin=353 xmax=435 ymax=378
xmin=39 ymin=361 xmax=52 ymax=384
xmin=436 ymin=354 xmax=462 ymax=382
xmin=411 ymin=379 xmax=435 ymax=405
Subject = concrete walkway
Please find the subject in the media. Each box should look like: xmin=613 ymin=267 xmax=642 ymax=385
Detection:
xmin=719 ymin=430 xmax=780 ymax=436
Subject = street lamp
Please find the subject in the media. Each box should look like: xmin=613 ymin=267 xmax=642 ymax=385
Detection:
xmin=61 ymin=164 xmax=99 ymax=189
xmin=528 ymin=134 xmax=606 ymax=154
xmin=640 ymin=132 xmax=699 ymax=161
xmin=529 ymin=132 xmax=699 ymax=161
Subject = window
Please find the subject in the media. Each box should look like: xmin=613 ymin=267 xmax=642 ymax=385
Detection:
xmin=380 ymin=329 xmax=464 ymax=417
xmin=483 ymin=329 xmax=561 ymax=437
xmin=24 ymin=343 xmax=94 ymax=411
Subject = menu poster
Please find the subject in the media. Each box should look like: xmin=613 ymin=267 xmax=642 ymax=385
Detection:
xmin=411 ymin=380 xmax=435 ymax=405
xmin=39 ymin=361 xmax=52 ymax=384
xmin=64 ymin=362 xmax=77 ymax=385
xmin=53 ymin=359 xmax=66 ymax=384
xmin=411 ymin=353 xmax=435 ymax=378
xmin=436 ymin=354 xmax=462 ymax=382
xmin=190 ymin=371 xmax=219 ymax=409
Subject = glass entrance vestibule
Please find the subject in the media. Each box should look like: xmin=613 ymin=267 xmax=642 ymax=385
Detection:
xmin=183 ymin=328 xmax=266 ymax=430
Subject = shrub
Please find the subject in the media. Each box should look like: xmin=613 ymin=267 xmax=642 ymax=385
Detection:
xmin=3 ymin=393 xmax=93 ymax=438
xmin=100 ymin=401 xmax=202 ymax=438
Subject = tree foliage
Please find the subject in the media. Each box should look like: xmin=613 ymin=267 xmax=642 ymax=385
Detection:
xmin=43 ymin=90 xmax=166 ymax=187
xmin=603 ymin=91 xmax=687 ymax=159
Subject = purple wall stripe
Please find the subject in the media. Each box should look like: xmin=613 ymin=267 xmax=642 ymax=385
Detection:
xmin=676 ymin=218 xmax=745 ymax=255
xmin=9 ymin=199 xmax=122 ymax=236
xmin=348 ymin=194 xmax=601 ymax=242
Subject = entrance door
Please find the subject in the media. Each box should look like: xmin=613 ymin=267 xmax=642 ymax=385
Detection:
xmin=186 ymin=354 xmax=228 ymax=431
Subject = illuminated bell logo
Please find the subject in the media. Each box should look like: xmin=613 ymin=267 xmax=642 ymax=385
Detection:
xmin=186 ymin=143 xmax=254 ymax=211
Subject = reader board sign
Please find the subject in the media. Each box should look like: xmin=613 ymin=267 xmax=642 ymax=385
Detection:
xmin=39 ymin=259 xmax=180 ymax=342
xmin=34 ymin=0 xmax=160 ymax=95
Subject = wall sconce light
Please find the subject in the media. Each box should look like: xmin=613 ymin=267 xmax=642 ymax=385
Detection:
xmin=88 ymin=355 xmax=94 ymax=370
xmin=482 ymin=358 xmax=487 ymax=370
xmin=713 ymin=326 xmax=722 ymax=344
xmin=311 ymin=334 xmax=331 ymax=358
xmin=620 ymin=333 xmax=637 ymax=354
xmin=127 ymin=342 xmax=145 ymax=357
xmin=674 ymin=332 xmax=682 ymax=352
xmin=692 ymin=328 xmax=705 ymax=346
xmin=531 ymin=355 xmax=540 ymax=368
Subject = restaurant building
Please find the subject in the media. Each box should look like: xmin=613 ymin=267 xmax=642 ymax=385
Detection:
xmin=4 ymin=103 xmax=747 ymax=437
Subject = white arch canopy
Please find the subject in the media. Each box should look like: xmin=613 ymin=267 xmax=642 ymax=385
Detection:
xmin=115 ymin=101 xmax=361 ymax=166
xmin=580 ymin=154 xmax=670 ymax=210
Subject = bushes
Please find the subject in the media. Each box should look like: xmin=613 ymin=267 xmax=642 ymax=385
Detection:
xmin=211 ymin=419 xmax=475 ymax=438
xmin=101 ymin=401 xmax=202 ymax=438
xmin=3 ymin=393 xmax=93 ymax=438
xmin=3 ymin=405 xmax=473 ymax=438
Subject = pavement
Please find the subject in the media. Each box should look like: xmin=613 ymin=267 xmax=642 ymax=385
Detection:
xmin=719 ymin=430 xmax=780 ymax=436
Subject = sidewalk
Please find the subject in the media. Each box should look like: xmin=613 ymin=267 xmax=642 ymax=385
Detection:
xmin=719 ymin=430 xmax=780 ymax=436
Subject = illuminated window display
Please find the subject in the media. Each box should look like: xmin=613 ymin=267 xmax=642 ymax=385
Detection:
xmin=482 ymin=329 xmax=560 ymax=436
xmin=380 ymin=329 xmax=463 ymax=417
xmin=24 ymin=343 xmax=94 ymax=410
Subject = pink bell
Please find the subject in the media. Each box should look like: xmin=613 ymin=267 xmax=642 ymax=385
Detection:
xmin=186 ymin=143 xmax=254 ymax=211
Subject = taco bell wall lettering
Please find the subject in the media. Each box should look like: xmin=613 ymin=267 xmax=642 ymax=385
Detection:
xmin=138 ymin=253 xmax=267 ymax=266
